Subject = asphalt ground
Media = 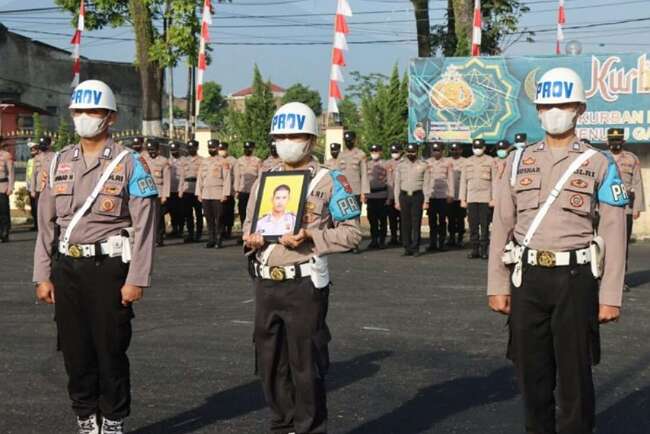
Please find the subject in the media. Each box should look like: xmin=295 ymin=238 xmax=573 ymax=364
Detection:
xmin=1 ymin=229 xmax=650 ymax=434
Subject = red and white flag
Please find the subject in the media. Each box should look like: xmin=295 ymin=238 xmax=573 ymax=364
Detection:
xmin=556 ymin=0 xmax=566 ymax=55
xmin=196 ymin=0 xmax=213 ymax=117
xmin=471 ymin=0 xmax=481 ymax=57
xmin=328 ymin=0 xmax=352 ymax=115
xmin=70 ymin=0 xmax=84 ymax=87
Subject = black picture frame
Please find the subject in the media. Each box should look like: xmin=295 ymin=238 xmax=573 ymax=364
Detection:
xmin=250 ymin=170 xmax=311 ymax=242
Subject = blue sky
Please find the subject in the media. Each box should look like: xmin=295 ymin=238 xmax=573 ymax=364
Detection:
xmin=0 ymin=0 xmax=647 ymax=101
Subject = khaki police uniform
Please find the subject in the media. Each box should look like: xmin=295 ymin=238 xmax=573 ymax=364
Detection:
xmin=243 ymin=160 xmax=361 ymax=434
xmin=168 ymin=155 xmax=184 ymax=236
xmin=394 ymin=157 xmax=428 ymax=255
xmin=0 ymin=148 xmax=15 ymax=241
xmin=613 ymin=150 xmax=646 ymax=252
xmin=487 ymin=140 xmax=627 ymax=433
xmin=141 ymin=153 xmax=171 ymax=245
xmin=179 ymin=155 xmax=204 ymax=241
xmin=366 ymin=158 xmax=390 ymax=247
xmin=446 ymin=155 xmax=467 ymax=245
xmin=235 ymin=155 xmax=262 ymax=227
xmin=33 ymin=140 xmax=158 ymax=421
xmin=460 ymin=154 xmax=496 ymax=256
xmin=30 ymin=150 xmax=55 ymax=231
xmin=384 ymin=157 xmax=401 ymax=245
xmin=196 ymin=155 xmax=232 ymax=247
xmin=261 ymin=155 xmax=282 ymax=173
xmin=424 ymin=157 xmax=454 ymax=250
xmin=223 ymin=155 xmax=238 ymax=237
xmin=325 ymin=156 xmax=341 ymax=171
xmin=338 ymin=147 xmax=370 ymax=202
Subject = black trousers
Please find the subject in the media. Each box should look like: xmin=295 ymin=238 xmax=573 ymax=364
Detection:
xmin=467 ymin=202 xmax=490 ymax=251
xmin=509 ymin=263 xmax=599 ymax=434
xmin=238 ymin=192 xmax=251 ymax=227
xmin=387 ymin=204 xmax=400 ymax=242
xmin=224 ymin=197 xmax=235 ymax=232
xmin=447 ymin=200 xmax=466 ymax=239
xmin=367 ymin=197 xmax=387 ymax=242
xmin=30 ymin=194 xmax=38 ymax=230
xmin=254 ymin=277 xmax=330 ymax=434
xmin=167 ymin=192 xmax=183 ymax=234
xmin=52 ymin=255 xmax=134 ymax=420
xmin=399 ymin=191 xmax=424 ymax=253
xmin=0 ymin=193 xmax=10 ymax=239
xmin=427 ymin=198 xmax=447 ymax=247
xmin=183 ymin=193 xmax=203 ymax=239
xmin=156 ymin=199 xmax=167 ymax=244
xmin=203 ymin=199 xmax=225 ymax=243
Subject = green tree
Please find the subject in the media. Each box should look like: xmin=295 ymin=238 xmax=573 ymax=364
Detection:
xmin=281 ymin=84 xmax=322 ymax=117
xmin=198 ymin=81 xmax=227 ymax=128
xmin=338 ymin=97 xmax=360 ymax=131
xmin=32 ymin=113 xmax=43 ymax=142
xmin=400 ymin=71 xmax=410 ymax=141
xmin=54 ymin=118 xmax=74 ymax=151
xmin=244 ymin=65 xmax=276 ymax=159
xmin=377 ymin=64 xmax=405 ymax=147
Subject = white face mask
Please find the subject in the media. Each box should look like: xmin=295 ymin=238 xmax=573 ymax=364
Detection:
xmin=218 ymin=150 xmax=227 ymax=157
xmin=539 ymin=108 xmax=577 ymax=135
xmin=370 ymin=152 xmax=381 ymax=160
xmin=472 ymin=148 xmax=485 ymax=157
xmin=276 ymin=138 xmax=311 ymax=163
xmin=391 ymin=152 xmax=401 ymax=160
xmin=73 ymin=113 xmax=109 ymax=138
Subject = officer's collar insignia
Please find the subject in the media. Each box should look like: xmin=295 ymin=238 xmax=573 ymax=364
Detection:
xmin=101 ymin=147 xmax=112 ymax=159
xmin=537 ymin=143 xmax=545 ymax=151
xmin=72 ymin=147 xmax=80 ymax=160
xmin=572 ymin=142 xmax=581 ymax=151
xmin=523 ymin=157 xmax=536 ymax=166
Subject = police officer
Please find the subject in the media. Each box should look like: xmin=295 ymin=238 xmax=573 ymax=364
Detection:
xmin=260 ymin=140 xmax=282 ymax=173
xmin=0 ymin=137 xmax=15 ymax=242
xmin=366 ymin=144 xmax=389 ymax=249
xmin=608 ymin=127 xmax=646 ymax=290
xmin=197 ymin=139 xmax=232 ymax=248
xmin=130 ymin=136 xmax=144 ymax=154
xmin=243 ymin=102 xmax=361 ymax=434
xmin=218 ymin=141 xmax=237 ymax=239
xmin=488 ymin=67 xmax=627 ymax=434
xmin=494 ymin=139 xmax=511 ymax=171
xmin=385 ymin=143 xmax=402 ymax=246
xmin=514 ymin=132 xmax=528 ymax=150
xmin=460 ymin=138 xmax=496 ymax=259
xmin=325 ymin=142 xmax=341 ymax=170
xmin=340 ymin=131 xmax=370 ymax=207
xmin=30 ymin=136 xmax=55 ymax=222
xmin=424 ymin=141 xmax=453 ymax=252
xmin=34 ymin=79 xmax=158 ymax=434
xmin=179 ymin=139 xmax=204 ymax=243
xmin=394 ymin=143 xmax=427 ymax=256
xmin=235 ymin=141 xmax=262 ymax=235
xmin=142 ymin=139 xmax=171 ymax=247
xmin=168 ymin=141 xmax=184 ymax=237
xmin=26 ymin=142 xmax=39 ymax=231
xmin=446 ymin=142 xmax=466 ymax=247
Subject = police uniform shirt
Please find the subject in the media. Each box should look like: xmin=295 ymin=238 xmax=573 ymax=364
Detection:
xmin=169 ymin=156 xmax=183 ymax=194
xmin=384 ymin=158 xmax=401 ymax=200
xmin=32 ymin=150 xmax=55 ymax=194
xmin=33 ymin=140 xmax=158 ymax=287
xmin=179 ymin=155 xmax=203 ymax=195
xmin=0 ymin=149 xmax=15 ymax=194
xmin=256 ymin=212 xmax=297 ymax=236
xmin=487 ymin=140 xmax=628 ymax=307
xmin=261 ymin=155 xmax=282 ymax=173
xmin=459 ymin=154 xmax=497 ymax=203
xmin=367 ymin=158 xmax=390 ymax=200
xmin=195 ymin=156 xmax=232 ymax=200
xmin=141 ymin=153 xmax=171 ymax=200
xmin=243 ymin=160 xmax=361 ymax=267
xmin=227 ymin=155 xmax=238 ymax=189
xmin=394 ymin=158 xmax=427 ymax=198
xmin=235 ymin=155 xmax=262 ymax=193
xmin=613 ymin=150 xmax=646 ymax=215
xmin=325 ymin=157 xmax=341 ymax=171
xmin=338 ymin=148 xmax=371 ymax=195
xmin=446 ymin=156 xmax=466 ymax=200
xmin=424 ymin=157 xmax=454 ymax=199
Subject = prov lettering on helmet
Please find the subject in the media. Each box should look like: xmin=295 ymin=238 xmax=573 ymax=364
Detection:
xmin=536 ymin=81 xmax=574 ymax=100
xmin=271 ymin=113 xmax=306 ymax=132
xmin=71 ymin=89 xmax=104 ymax=106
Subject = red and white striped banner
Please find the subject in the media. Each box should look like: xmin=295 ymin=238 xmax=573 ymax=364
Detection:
xmin=328 ymin=0 xmax=352 ymax=115
xmin=196 ymin=0 xmax=213 ymax=117
xmin=471 ymin=0 xmax=481 ymax=57
xmin=70 ymin=0 xmax=84 ymax=87
xmin=556 ymin=0 xmax=566 ymax=55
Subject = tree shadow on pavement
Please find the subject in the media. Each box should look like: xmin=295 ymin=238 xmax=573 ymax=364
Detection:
xmin=345 ymin=366 xmax=518 ymax=434
xmin=596 ymin=385 xmax=650 ymax=434
xmin=131 ymin=350 xmax=392 ymax=434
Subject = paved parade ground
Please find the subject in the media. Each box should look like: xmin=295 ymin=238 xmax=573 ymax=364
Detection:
xmin=2 ymin=229 xmax=650 ymax=434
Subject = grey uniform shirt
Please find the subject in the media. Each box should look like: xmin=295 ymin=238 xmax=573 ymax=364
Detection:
xmin=141 ymin=154 xmax=171 ymax=201
xmin=338 ymin=148 xmax=370 ymax=195
xmin=195 ymin=156 xmax=232 ymax=200
xmin=613 ymin=150 xmax=646 ymax=215
xmin=169 ymin=156 xmax=183 ymax=194
xmin=235 ymin=155 xmax=262 ymax=193
xmin=31 ymin=150 xmax=55 ymax=194
xmin=179 ymin=155 xmax=203 ymax=196
xmin=394 ymin=158 xmax=428 ymax=199
xmin=367 ymin=159 xmax=390 ymax=200
xmin=446 ymin=156 xmax=466 ymax=200
xmin=424 ymin=157 xmax=454 ymax=200
xmin=459 ymin=154 xmax=497 ymax=203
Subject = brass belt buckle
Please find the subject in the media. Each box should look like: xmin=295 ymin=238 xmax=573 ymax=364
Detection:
xmin=270 ymin=267 xmax=286 ymax=281
xmin=68 ymin=244 xmax=82 ymax=258
xmin=537 ymin=250 xmax=556 ymax=267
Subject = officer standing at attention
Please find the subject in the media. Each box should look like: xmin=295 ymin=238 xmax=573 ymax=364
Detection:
xmin=494 ymin=139 xmax=511 ymax=174
xmin=26 ymin=142 xmax=39 ymax=231
xmin=260 ymin=141 xmax=282 ymax=173
xmin=235 ymin=141 xmax=261 ymax=235
xmin=30 ymin=137 xmax=55 ymax=218
xmin=339 ymin=131 xmax=370 ymax=207
xmin=424 ymin=141 xmax=454 ymax=252
xmin=460 ymin=138 xmax=496 ymax=259
xmin=219 ymin=142 xmax=237 ymax=239
xmin=385 ymin=142 xmax=402 ymax=246
xmin=168 ymin=141 xmax=184 ymax=238
xmin=366 ymin=144 xmax=390 ymax=249
xmin=243 ymin=102 xmax=361 ymax=434
xmin=129 ymin=136 xmax=144 ymax=154
xmin=34 ymin=79 xmax=158 ymax=434
xmin=0 ymin=137 xmax=15 ymax=242
xmin=446 ymin=143 xmax=466 ymax=248
xmin=488 ymin=67 xmax=627 ymax=434
xmin=325 ymin=142 xmax=341 ymax=170
xmin=607 ymin=127 xmax=645 ymax=289
xmin=179 ymin=140 xmax=204 ymax=243
xmin=394 ymin=143 xmax=427 ymax=256
xmin=196 ymin=139 xmax=232 ymax=248
xmin=142 ymin=139 xmax=170 ymax=247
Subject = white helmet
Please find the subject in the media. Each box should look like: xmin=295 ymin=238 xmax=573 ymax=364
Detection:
xmin=69 ymin=80 xmax=117 ymax=112
xmin=534 ymin=67 xmax=586 ymax=105
xmin=270 ymin=102 xmax=318 ymax=136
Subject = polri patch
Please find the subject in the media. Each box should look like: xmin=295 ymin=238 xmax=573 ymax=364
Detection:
xmin=570 ymin=194 xmax=584 ymax=208
xmin=523 ymin=157 xmax=536 ymax=166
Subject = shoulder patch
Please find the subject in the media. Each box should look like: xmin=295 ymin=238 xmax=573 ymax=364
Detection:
xmin=129 ymin=152 xmax=158 ymax=198
xmin=597 ymin=151 xmax=629 ymax=207
xmin=329 ymin=170 xmax=361 ymax=221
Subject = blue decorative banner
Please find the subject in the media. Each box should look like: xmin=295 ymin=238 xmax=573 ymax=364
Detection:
xmin=409 ymin=54 xmax=650 ymax=144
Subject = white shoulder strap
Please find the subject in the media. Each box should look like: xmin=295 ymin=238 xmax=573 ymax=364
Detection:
xmin=522 ymin=149 xmax=596 ymax=246
xmin=510 ymin=148 xmax=525 ymax=187
xmin=61 ymin=149 xmax=131 ymax=245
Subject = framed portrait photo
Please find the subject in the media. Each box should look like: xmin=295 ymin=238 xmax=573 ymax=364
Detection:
xmin=251 ymin=170 xmax=310 ymax=242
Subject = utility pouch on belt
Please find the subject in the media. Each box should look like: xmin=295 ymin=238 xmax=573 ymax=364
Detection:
xmin=120 ymin=228 xmax=135 ymax=263
xmin=590 ymin=235 xmax=605 ymax=278
xmin=310 ymin=256 xmax=330 ymax=289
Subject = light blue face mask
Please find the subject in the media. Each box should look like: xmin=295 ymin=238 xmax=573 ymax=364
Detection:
xmin=514 ymin=142 xmax=526 ymax=150
xmin=497 ymin=149 xmax=508 ymax=159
